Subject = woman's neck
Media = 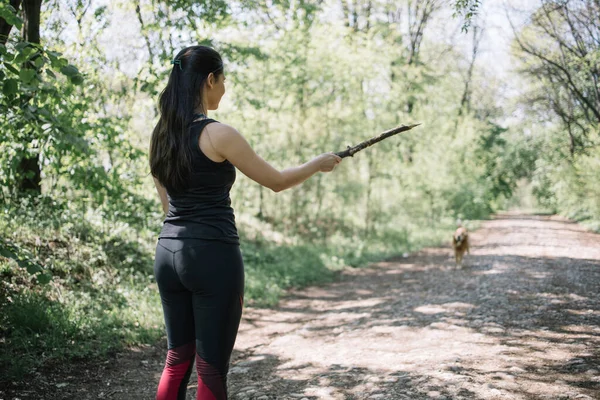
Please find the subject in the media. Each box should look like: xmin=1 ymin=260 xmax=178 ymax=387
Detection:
xmin=195 ymin=99 xmax=208 ymax=117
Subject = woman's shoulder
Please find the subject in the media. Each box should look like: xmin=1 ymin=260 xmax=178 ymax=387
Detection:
xmin=202 ymin=121 xmax=252 ymax=159
xmin=204 ymin=121 xmax=238 ymax=134
xmin=203 ymin=121 xmax=244 ymax=143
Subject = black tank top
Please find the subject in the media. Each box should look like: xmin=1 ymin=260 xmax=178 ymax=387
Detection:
xmin=159 ymin=118 xmax=239 ymax=244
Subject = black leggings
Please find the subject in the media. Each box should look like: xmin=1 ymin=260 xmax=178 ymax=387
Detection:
xmin=154 ymin=238 xmax=244 ymax=400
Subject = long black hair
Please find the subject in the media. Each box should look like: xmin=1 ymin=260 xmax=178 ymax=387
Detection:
xmin=149 ymin=45 xmax=224 ymax=194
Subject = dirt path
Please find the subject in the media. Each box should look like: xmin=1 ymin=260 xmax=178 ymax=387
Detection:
xmin=4 ymin=212 xmax=600 ymax=399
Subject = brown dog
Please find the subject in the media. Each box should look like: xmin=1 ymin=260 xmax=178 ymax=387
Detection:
xmin=452 ymin=226 xmax=470 ymax=267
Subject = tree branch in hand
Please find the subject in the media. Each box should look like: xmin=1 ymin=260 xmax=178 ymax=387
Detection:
xmin=335 ymin=123 xmax=421 ymax=158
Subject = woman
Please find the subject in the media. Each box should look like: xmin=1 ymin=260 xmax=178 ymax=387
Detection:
xmin=149 ymin=45 xmax=342 ymax=400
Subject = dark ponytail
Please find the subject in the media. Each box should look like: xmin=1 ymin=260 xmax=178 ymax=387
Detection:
xmin=149 ymin=45 xmax=224 ymax=194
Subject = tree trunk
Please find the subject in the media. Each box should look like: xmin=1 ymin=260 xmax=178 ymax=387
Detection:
xmin=22 ymin=0 xmax=41 ymax=43
xmin=458 ymin=25 xmax=482 ymax=117
xmin=0 ymin=0 xmax=22 ymax=45
xmin=17 ymin=0 xmax=43 ymax=194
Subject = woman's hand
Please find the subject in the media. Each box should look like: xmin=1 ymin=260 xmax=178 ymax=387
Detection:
xmin=315 ymin=153 xmax=342 ymax=172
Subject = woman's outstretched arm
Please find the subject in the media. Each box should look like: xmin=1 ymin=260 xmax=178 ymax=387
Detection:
xmin=205 ymin=123 xmax=341 ymax=192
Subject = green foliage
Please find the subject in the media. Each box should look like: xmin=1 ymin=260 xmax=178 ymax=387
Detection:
xmin=0 ymin=1 xmax=23 ymax=29
xmin=0 ymin=199 xmax=163 ymax=381
xmin=473 ymin=122 xmax=537 ymax=202
xmin=529 ymin=134 xmax=600 ymax=230
xmin=511 ymin=0 xmax=600 ymax=230
xmin=1 ymin=4 xmax=152 ymax=225
xmin=453 ymin=0 xmax=481 ymax=32
xmin=242 ymin=241 xmax=338 ymax=307
xmin=0 ymin=237 xmax=51 ymax=284
xmin=1 ymin=288 xmax=162 ymax=379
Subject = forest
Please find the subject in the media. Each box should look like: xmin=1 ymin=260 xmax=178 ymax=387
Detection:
xmin=1 ymin=0 xmax=598 ymax=384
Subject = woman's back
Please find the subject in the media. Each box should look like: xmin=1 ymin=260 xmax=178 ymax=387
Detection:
xmin=159 ymin=118 xmax=239 ymax=244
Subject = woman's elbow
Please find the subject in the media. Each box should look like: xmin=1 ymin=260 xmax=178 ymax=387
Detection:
xmin=267 ymin=173 xmax=287 ymax=193
xmin=269 ymin=183 xmax=285 ymax=193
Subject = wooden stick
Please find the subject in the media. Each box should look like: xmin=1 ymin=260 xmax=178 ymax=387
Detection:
xmin=334 ymin=123 xmax=422 ymax=158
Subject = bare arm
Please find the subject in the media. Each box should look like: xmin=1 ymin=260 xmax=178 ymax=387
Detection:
xmin=153 ymin=177 xmax=169 ymax=214
xmin=206 ymin=123 xmax=341 ymax=192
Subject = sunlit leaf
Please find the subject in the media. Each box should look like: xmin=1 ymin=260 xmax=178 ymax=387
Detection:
xmin=34 ymin=56 xmax=45 ymax=68
xmin=19 ymin=68 xmax=36 ymax=84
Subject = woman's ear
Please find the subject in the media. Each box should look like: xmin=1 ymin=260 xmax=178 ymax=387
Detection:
xmin=206 ymin=72 xmax=215 ymax=89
